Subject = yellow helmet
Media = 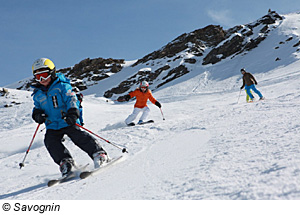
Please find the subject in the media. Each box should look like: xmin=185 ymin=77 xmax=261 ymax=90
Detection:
xmin=32 ymin=58 xmax=56 ymax=75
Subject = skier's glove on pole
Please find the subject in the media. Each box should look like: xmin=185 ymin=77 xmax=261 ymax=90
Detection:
xmin=155 ymin=101 xmax=161 ymax=108
xmin=124 ymin=94 xmax=131 ymax=101
xmin=64 ymin=108 xmax=79 ymax=126
xmin=32 ymin=109 xmax=47 ymax=124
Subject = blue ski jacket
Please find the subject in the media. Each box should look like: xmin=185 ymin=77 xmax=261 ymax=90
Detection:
xmin=31 ymin=73 xmax=80 ymax=130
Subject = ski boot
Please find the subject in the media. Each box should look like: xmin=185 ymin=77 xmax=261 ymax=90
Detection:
xmin=59 ymin=158 xmax=74 ymax=176
xmin=93 ymin=151 xmax=108 ymax=169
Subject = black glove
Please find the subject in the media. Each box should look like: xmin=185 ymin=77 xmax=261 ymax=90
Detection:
xmin=64 ymin=108 xmax=79 ymax=126
xmin=76 ymin=93 xmax=83 ymax=102
xmin=240 ymin=86 xmax=244 ymax=90
xmin=155 ymin=101 xmax=161 ymax=108
xmin=124 ymin=95 xmax=131 ymax=101
xmin=32 ymin=109 xmax=47 ymax=124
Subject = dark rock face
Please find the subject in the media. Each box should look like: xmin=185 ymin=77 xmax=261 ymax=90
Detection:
xmin=59 ymin=57 xmax=125 ymax=90
xmin=156 ymin=65 xmax=189 ymax=89
xmin=133 ymin=25 xmax=226 ymax=66
xmin=203 ymin=11 xmax=283 ymax=65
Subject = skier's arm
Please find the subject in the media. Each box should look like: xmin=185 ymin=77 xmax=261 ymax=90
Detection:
xmin=240 ymin=77 xmax=245 ymax=89
xmin=129 ymin=90 xmax=138 ymax=99
xmin=250 ymin=74 xmax=258 ymax=85
xmin=148 ymin=90 xmax=161 ymax=108
xmin=61 ymin=83 xmax=79 ymax=111
xmin=61 ymin=83 xmax=80 ymax=126
xmin=32 ymin=92 xmax=47 ymax=124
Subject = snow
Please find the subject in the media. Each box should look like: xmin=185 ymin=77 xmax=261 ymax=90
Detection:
xmin=1 ymin=12 xmax=300 ymax=214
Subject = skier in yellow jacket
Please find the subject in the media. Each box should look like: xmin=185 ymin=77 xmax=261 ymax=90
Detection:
xmin=124 ymin=81 xmax=161 ymax=126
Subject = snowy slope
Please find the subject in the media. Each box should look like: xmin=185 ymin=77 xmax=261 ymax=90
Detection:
xmin=0 ymin=13 xmax=300 ymax=201
xmin=1 ymin=61 xmax=300 ymax=200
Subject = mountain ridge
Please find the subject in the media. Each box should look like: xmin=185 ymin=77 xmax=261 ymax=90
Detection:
xmin=8 ymin=10 xmax=300 ymax=101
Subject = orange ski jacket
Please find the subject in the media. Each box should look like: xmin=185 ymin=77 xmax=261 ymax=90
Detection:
xmin=129 ymin=88 xmax=157 ymax=108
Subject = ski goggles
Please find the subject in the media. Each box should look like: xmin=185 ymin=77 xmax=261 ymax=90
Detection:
xmin=35 ymin=71 xmax=51 ymax=82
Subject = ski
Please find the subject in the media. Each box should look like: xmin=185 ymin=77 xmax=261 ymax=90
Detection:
xmin=47 ymin=164 xmax=89 ymax=187
xmin=47 ymin=172 xmax=76 ymax=187
xmin=138 ymin=120 xmax=154 ymax=125
xmin=247 ymin=98 xmax=266 ymax=103
xmin=80 ymin=156 xmax=123 ymax=179
xmin=127 ymin=120 xmax=154 ymax=126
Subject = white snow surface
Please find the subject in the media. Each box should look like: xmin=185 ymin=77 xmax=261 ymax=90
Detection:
xmin=1 ymin=13 xmax=300 ymax=201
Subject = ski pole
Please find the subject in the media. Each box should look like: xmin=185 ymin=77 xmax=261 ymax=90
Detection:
xmin=75 ymin=123 xmax=128 ymax=153
xmin=237 ymin=89 xmax=242 ymax=104
xmin=40 ymin=126 xmax=46 ymax=132
xmin=19 ymin=124 xmax=41 ymax=169
xmin=160 ymin=108 xmax=165 ymax=120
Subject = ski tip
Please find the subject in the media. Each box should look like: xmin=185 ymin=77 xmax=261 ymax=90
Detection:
xmin=138 ymin=120 xmax=154 ymax=125
xmin=80 ymin=171 xmax=92 ymax=179
xmin=47 ymin=180 xmax=59 ymax=187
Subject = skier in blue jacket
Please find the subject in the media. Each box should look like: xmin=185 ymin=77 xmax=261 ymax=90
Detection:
xmin=31 ymin=58 xmax=108 ymax=176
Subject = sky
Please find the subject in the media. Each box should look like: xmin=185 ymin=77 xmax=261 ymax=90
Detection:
xmin=1 ymin=0 xmax=300 ymax=86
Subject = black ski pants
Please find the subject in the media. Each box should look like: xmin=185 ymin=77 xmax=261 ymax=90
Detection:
xmin=44 ymin=125 xmax=102 ymax=165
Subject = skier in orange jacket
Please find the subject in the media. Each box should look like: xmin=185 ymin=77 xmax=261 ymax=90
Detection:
xmin=124 ymin=81 xmax=161 ymax=126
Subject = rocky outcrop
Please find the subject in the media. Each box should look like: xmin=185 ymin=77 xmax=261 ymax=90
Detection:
xmin=59 ymin=57 xmax=125 ymax=90
xmin=203 ymin=11 xmax=283 ymax=65
xmin=132 ymin=25 xmax=226 ymax=66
